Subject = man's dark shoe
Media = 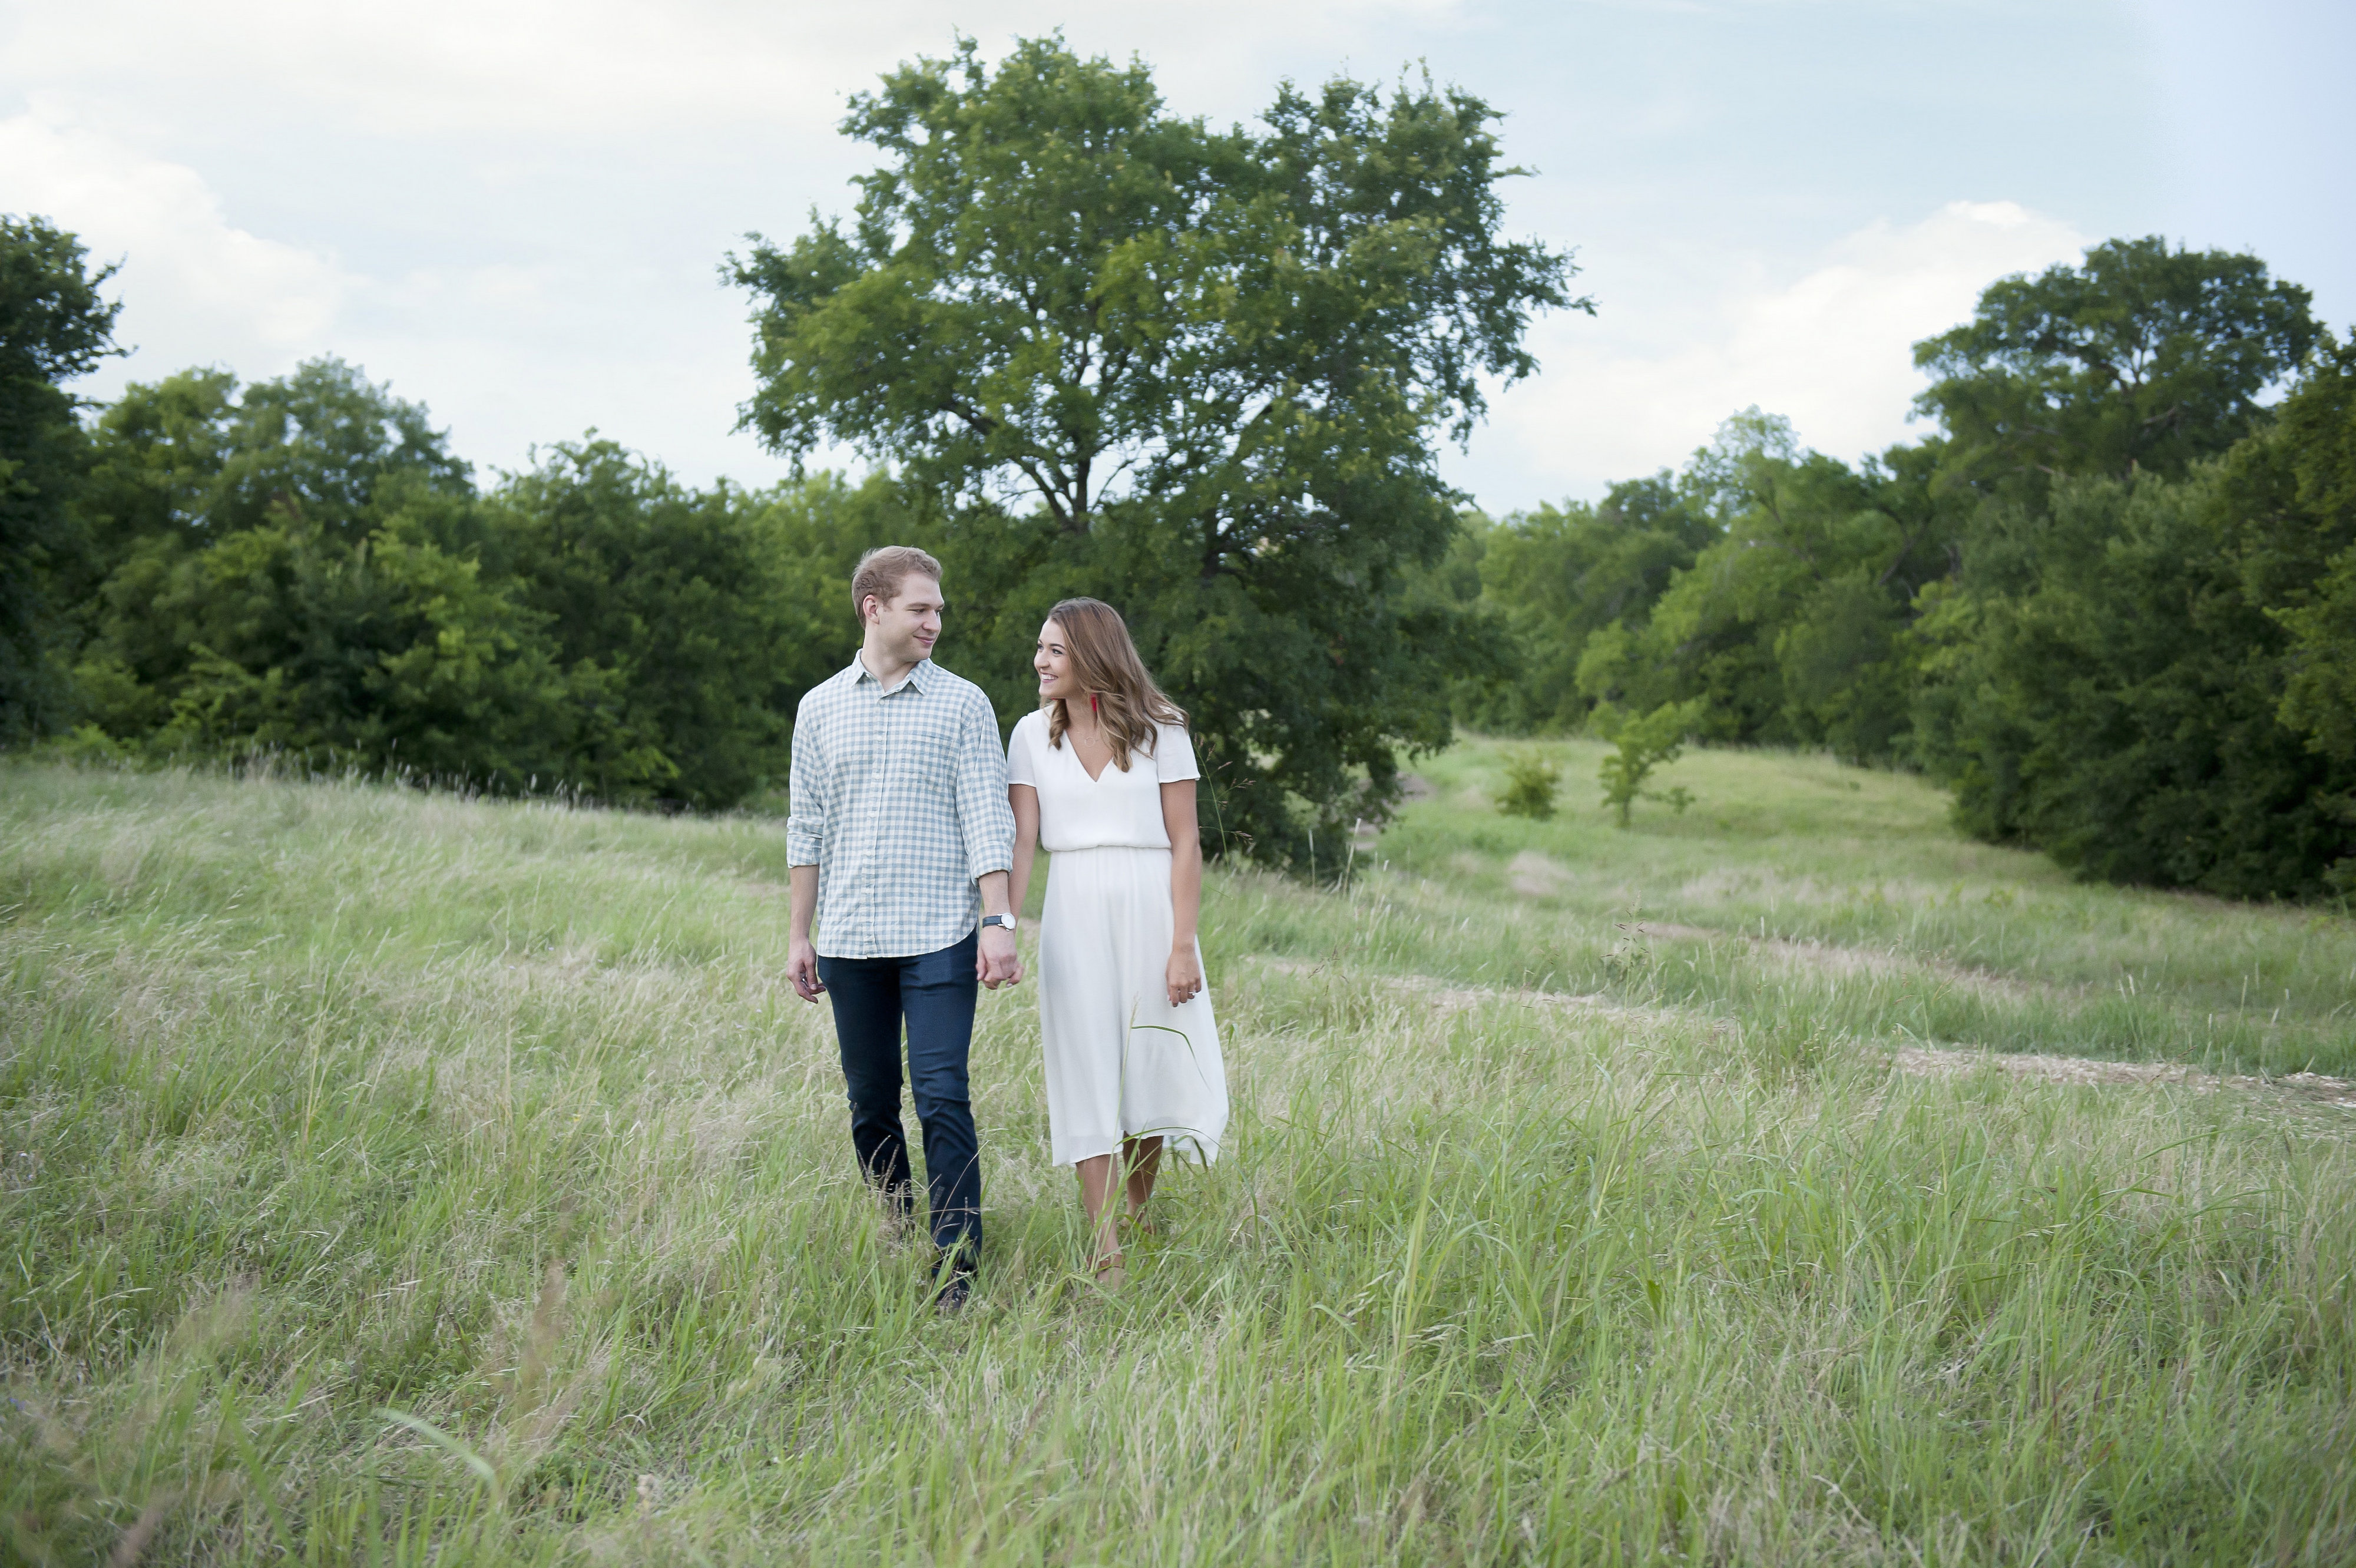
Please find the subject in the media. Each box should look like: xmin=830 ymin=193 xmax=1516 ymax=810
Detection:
xmin=933 ymin=1269 xmax=972 ymax=1314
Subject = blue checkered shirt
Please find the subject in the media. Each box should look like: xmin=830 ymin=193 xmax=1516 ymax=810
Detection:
xmin=786 ymin=656 xmax=1016 ymax=959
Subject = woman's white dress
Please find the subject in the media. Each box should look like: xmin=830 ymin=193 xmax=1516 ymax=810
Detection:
xmin=1007 ymin=709 xmax=1229 ymax=1167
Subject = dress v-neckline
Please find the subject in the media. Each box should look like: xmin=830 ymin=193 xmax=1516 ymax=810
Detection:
xmin=1070 ymin=737 xmax=1114 ymax=785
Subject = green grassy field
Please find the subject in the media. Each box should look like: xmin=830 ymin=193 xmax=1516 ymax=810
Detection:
xmin=4 ymin=742 xmax=2352 ymax=1564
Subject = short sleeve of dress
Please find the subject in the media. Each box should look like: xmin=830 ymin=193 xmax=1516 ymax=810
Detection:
xmin=1154 ymin=722 xmax=1200 ymax=782
xmin=1007 ymin=711 xmax=1041 ymax=789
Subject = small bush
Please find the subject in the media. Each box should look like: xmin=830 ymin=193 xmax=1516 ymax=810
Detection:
xmin=1498 ymin=752 xmax=1561 ymax=819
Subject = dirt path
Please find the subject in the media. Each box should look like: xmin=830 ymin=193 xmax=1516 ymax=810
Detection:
xmin=1249 ymin=954 xmax=1663 ymax=1025
xmin=1892 ymin=1043 xmax=2356 ymax=1110
xmin=1245 ymin=954 xmax=2356 ymax=1113
xmin=1612 ymin=917 xmax=2041 ymax=1001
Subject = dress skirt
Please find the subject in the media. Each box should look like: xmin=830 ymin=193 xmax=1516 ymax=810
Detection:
xmin=1038 ymin=845 xmax=1228 ymax=1167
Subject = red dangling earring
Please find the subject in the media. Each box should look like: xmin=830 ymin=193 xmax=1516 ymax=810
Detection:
xmin=1090 ymin=693 xmax=1099 ymax=716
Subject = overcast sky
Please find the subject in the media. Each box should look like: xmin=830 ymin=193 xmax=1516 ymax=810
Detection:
xmin=4 ymin=0 xmax=2349 ymax=514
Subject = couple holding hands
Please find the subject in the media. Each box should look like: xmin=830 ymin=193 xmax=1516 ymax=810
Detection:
xmin=784 ymin=546 xmax=1228 ymax=1308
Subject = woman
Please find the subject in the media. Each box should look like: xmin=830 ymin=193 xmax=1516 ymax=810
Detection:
xmin=1007 ymin=598 xmax=1229 ymax=1288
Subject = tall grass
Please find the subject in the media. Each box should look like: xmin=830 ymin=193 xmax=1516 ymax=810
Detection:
xmin=3 ymin=752 xmax=2352 ymax=1564
xmin=1349 ymin=739 xmax=2356 ymax=1077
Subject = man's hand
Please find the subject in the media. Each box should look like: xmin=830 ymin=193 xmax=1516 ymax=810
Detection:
xmin=978 ymin=924 xmax=1023 ymax=990
xmin=787 ymin=937 xmax=826 ymax=1003
xmin=787 ymin=865 xmax=823 ymax=1003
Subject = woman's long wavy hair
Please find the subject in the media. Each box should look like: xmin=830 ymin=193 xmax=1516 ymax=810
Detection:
xmin=1042 ymin=598 xmax=1186 ymax=772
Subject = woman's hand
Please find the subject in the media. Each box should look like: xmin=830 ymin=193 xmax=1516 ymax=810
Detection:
xmin=1166 ymin=945 xmax=1203 ymax=1009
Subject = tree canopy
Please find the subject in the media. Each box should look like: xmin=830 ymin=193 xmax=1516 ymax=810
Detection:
xmin=1914 ymin=236 xmax=2316 ymax=489
xmin=57 ymin=358 xmax=915 ymax=808
xmin=733 ymin=34 xmax=1579 ymax=858
xmin=1 ymin=214 xmax=121 ymax=739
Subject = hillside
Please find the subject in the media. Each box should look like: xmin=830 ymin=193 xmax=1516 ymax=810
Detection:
xmin=4 ymin=749 xmax=2352 ymax=1563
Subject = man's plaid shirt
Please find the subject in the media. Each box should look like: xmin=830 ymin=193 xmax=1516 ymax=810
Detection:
xmin=787 ymin=656 xmax=1016 ymax=959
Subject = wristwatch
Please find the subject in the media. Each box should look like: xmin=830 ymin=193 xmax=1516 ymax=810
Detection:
xmin=980 ymin=913 xmax=1017 ymax=931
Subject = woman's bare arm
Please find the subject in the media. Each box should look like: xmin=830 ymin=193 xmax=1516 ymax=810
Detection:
xmin=1009 ymin=782 xmax=1041 ymax=920
xmin=1161 ymin=779 xmax=1203 ymax=1006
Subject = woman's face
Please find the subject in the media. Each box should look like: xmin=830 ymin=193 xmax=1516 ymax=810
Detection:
xmin=1035 ymin=619 xmax=1081 ymax=701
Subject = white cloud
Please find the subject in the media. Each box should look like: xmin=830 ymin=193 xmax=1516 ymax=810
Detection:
xmin=0 ymin=115 xmax=352 ymax=375
xmin=0 ymin=0 xmax=1492 ymax=491
xmin=2 ymin=6 xmax=2109 ymax=505
xmin=1484 ymin=200 xmax=2089 ymax=494
xmin=6 ymin=1 xmax=1467 ymax=142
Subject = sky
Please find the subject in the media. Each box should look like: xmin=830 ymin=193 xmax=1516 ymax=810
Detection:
xmin=3 ymin=0 xmax=2350 ymax=515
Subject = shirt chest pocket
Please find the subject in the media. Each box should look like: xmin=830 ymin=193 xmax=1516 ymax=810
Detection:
xmin=885 ymin=702 xmax=957 ymax=789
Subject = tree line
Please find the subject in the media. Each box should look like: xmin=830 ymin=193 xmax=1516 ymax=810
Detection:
xmin=3 ymin=35 xmax=2350 ymax=898
xmin=1446 ymin=237 xmax=2354 ymax=900
xmin=2 ymin=38 xmax=1568 ymax=864
xmin=2 ymin=316 xmax=918 ymax=812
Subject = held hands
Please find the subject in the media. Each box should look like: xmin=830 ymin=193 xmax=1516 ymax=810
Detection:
xmin=787 ymin=938 xmax=825 ymax=1003
xmin=978 ymin=924 xmax=1024 ymax=990
xmin=790 ymin=930 xmax=1020 ymax=997
xmin=1166 ymin=945 xmax=1204 ymax=1009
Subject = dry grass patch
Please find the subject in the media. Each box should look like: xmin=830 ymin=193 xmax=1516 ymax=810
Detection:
xmin=1618 ymin=917 xmax=2048 ymax=1003
xmin=1507 ymin=849 xmax=1569 ymax=898
xmin=1894 ymin=1044 xmax=2356 ymax=1113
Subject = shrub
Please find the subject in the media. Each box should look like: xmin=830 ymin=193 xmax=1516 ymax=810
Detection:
xmin=1497 ymin=750 xmax=1561 ymax=819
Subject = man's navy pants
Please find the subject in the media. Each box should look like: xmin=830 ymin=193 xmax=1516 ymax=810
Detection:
xmin=818 ymin=929 xmax=981 ymax=1268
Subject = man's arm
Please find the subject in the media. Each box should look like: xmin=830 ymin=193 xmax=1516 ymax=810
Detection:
xmin=785 ymin=698 xmax=827 ymax=1003
xmin=787 ymin=864 xmax=824 ymax=1002
xmin=957 ymin=693 xmax=1022 ymax=989
xmin=977 ymin=869 xmax=1018 ymax=989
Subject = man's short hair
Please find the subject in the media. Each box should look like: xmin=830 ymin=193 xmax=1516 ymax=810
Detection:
xmin=851 ymin=545 xmax=943 ymax=625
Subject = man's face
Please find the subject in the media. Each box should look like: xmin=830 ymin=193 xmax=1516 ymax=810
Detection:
xmin=865 ymin=575 xmax=943 ymax=664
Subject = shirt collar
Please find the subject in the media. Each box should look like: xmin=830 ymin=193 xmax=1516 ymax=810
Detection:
xmin=851 ymin=653 xmax=932 ymax=696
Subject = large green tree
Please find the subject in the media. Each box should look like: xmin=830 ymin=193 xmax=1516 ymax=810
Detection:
xmin=1907 ymin=459 xmax=2352 ymax=899
xmin=67 ymin=358 xmax=915 ymax=809
xmin=732 ymin=35 xmax=1577 ymax=858
xmin=1914 ymin=236 xmax=2315 ymax=495
xmin=72 ymin=361 xmax=488 ymax=736
xmin=1900 ymin=246 xmax=2349 ymax=897
xmin=0 ymin=215 xmax=120 ymax=740
xmin=1907 ymin=331 xmax=2355 ymax=900
xmin=68 ymin=360 xmax=589 ymax=785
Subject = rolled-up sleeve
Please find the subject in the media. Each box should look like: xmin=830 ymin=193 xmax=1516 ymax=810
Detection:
xmin=785 ymin=699 xmax=826 ymax=868
xmin=956 ymin=693 xmax=1015 ymax=879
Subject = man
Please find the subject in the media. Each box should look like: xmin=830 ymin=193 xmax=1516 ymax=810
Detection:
xmin=785 ymin=545 xmax=1021 ymax=1309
